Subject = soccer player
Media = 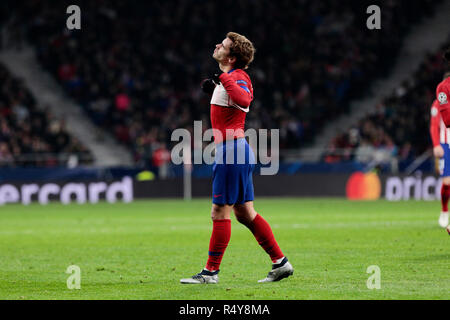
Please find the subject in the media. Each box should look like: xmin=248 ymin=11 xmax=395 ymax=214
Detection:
xmin=430 ymin=71 xmax=450 ymax=228
xmin=180 ymin=32 xmax=293 ymax=284
xmin=436 ymin=49 xmax=450 ymax=126
xmin=435 ymin=49 xmax=450 ymax=234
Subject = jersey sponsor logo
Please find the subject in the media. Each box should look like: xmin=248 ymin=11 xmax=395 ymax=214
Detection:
xmin=438 ymin=92 xmax=448 ymax=105
xmin=431 ymin=106 xmax=438 ymax=116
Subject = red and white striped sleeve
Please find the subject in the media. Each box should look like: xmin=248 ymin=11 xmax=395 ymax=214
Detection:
xmin=219 ymin=71 xmax=253 ymax=108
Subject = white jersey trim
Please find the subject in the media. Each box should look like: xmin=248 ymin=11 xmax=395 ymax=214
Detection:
xmin=440 ymin=118 xmax=450 ymax=144
xmin=210 ymin=83 xmax=250 ymax=113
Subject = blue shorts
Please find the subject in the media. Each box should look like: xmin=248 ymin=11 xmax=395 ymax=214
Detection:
xmin=439 ymin=143 xmax=450 ymax=177
xmin=212 ymin=138 xmax=255 ymax=205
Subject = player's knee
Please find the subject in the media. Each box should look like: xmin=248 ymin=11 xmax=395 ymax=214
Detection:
xmin=443 ymin=177 xmax=450 ymax=185
xmin=235 ymin=213 xmax=251 ymax=227
xmin=211 ymin=205 xmax=228 ymax=220
xmin=234 ymin=208 xmax=255 ymax=227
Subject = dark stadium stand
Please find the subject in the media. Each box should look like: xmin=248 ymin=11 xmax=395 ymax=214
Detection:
xmin=6 ymin=0 xmax=441 ymax=167
xmin=0 ymin=63 xmax=93 ymax=167
xmin=324 ymin=41 xmax=450 ymax=169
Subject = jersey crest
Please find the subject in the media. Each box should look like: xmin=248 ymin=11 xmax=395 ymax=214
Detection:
xmin=438 ymin=92 xmax=448 ymax=105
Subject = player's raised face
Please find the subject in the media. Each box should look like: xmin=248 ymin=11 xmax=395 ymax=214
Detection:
xmin=213 ymin=37 xmax=232 ymax=62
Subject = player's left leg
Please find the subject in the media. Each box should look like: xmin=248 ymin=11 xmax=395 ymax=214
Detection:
xmin=234 ymin=201 xmax=294 ymax=282
xmin=439 ymin=177 xmax=450 ymax=228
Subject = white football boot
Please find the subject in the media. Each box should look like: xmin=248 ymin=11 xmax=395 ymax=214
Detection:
xmin=180 ymin=269 xmax=219 ymax=284
xmin=258 ymin=257 xmax=294 ymax=283
xmin=438 ymin=211 xmax=449 ymax=228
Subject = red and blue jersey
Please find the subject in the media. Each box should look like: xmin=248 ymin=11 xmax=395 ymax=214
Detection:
xmin=431 ymin=96 xmax=450 ymax=177
xmin=210 ymin=69 xmax=253 ymax=143
xmin=436 ymin=77 xmax=450 ymax=127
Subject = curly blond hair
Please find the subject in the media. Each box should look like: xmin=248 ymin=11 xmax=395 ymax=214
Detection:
xmin=226 ymin=32 xmax=255 ymax=70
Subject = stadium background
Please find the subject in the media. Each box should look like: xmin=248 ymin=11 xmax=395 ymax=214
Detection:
xmin=0 ymin=0 xmax=450 ymax=301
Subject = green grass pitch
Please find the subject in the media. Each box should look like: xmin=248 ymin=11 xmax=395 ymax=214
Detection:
xmin=0 ymin=198 xmax=449 ymax=300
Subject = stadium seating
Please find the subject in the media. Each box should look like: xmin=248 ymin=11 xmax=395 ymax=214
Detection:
xmin=0 ymin=63 xmax=93 ymax=167
xmin=324 ymin=41 xmax=450 ymax=169
xmin=4 ymin=0 xmax=442 ymax=166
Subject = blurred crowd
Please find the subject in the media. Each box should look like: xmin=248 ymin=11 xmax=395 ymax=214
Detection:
xmin=4 ymin=0 xmax=441 ymax=167
xmin=4 ymin=0 xmax=438 ymax=163
xmin=0 ymin=63 xmax=92 ymax=167
xmin=324 ymin=42 xmax=450 ymax=169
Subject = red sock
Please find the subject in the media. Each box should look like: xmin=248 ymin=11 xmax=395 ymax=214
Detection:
xmin=442 ymin=184 xmax=450 ymax=212
xmin=205 ymin=219 xmax=231 ymax=271
xmin=247 ymin=213 xmax=284 ymax=263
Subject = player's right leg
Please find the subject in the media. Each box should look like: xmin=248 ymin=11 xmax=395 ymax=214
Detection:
xmin=179 ymin=203 xmax=233 ymax=284
xmin=180 ymin=140 xmax=234 ymax=284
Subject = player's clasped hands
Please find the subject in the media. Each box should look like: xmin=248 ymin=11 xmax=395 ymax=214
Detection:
xmin=201 ymin=73 xmax=222 ymax=94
